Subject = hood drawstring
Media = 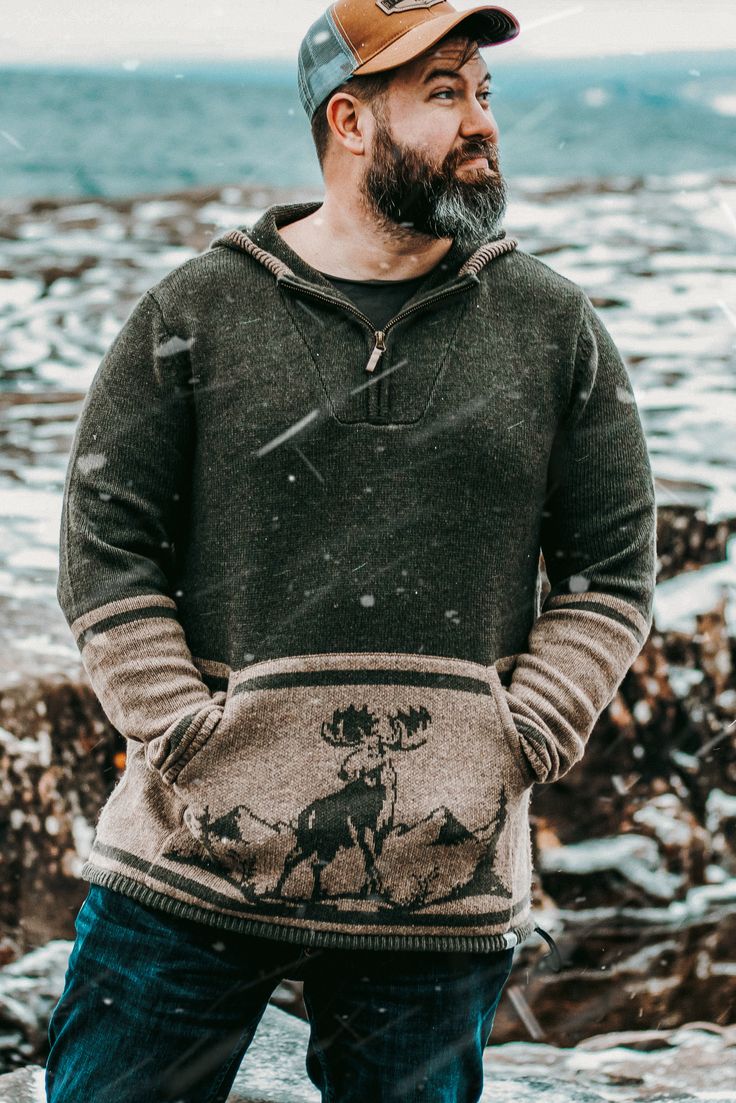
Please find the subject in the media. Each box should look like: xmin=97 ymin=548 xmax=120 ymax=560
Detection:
xmin=210 ymin=227 xmax=518 ymax=284
xmin=533 ymin=924 xmax=562 ymax=972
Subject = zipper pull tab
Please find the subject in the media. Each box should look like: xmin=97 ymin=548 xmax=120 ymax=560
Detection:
xmin=365 ymin=331 xmax=386 ymax=373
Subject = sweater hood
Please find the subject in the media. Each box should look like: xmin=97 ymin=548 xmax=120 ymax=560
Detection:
xmin=208 ymin=200 xmax=517 ymax=291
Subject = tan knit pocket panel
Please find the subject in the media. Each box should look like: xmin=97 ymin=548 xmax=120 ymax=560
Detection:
xmin=163 ymin=652 xmax=531 ymax=918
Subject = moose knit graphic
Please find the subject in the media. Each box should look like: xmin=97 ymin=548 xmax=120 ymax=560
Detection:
xmin=56 ymin=200 xmax=657 ymax=953
xmin=152 ymin=654 xmax=529 ymax=922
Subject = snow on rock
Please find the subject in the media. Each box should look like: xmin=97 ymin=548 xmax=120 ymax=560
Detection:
xmin=539 ymin=833 xmax=685 ymax=901
xmin=0 ymin=942 xmax=71 ymax=1074
xmin=653 ymin=533 xmax=736 ymax=635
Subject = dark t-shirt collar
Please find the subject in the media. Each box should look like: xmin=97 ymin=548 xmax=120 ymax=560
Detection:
xmin=316 ymin=267 xmax=438 ymax=330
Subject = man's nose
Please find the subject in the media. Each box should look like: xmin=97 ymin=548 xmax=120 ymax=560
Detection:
xmin=460 ymin=99 xmax=499 ymax=144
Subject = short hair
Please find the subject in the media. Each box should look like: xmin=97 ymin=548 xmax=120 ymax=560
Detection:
xmin=309 ymin=31 xmax=481 ymax=172
xmin=308 ymin=70 xmax=395 ymax=167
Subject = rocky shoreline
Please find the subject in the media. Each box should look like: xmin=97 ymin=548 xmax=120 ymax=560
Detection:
xmin=1 ymin=176 xmax=735 ymax=1092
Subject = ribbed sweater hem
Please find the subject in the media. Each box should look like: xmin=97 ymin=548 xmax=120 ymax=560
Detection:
xmin=80 ymin=863 xmax=537 ymax=953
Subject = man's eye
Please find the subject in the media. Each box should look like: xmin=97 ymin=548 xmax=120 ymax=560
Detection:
xmin=432 ymin=89 xmax=494 ymax=103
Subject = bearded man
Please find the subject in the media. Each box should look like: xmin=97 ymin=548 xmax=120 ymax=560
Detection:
xmin=46 ymin=3 xmax=656 ymax=1101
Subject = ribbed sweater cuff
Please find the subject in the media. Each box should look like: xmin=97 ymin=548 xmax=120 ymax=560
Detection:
xmin=71 ymin=593 xmax=224 ymax=760
xmin=503 ymin=590 xmax=651 ymax=784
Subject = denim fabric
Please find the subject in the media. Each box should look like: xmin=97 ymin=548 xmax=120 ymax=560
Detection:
xmin=46 ymin=885 xmax=515 ymax=1103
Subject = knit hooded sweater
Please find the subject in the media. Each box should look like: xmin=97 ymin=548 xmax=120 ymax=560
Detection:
xmin=57 ymin=199 xmax=657 ymax=954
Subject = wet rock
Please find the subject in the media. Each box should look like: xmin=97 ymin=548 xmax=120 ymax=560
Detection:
xmin=0 ymin=1065 xmax=45 ymax=1103
xmin=488 ymin=1021 xmax=736 ymax=1101
xmin=37 ymin=258 xmax=98 ymax=290
xmin=0 ymin=675 xmax=124 ymax=955
xmin=656 ymin=506 xmax=735 ymax=582
xmin=226 ymin=1002 xmax=320 ymax=1103
xmin=538 ymin=832 xmax=692 ymax=907
xmin=0 ymin=942 xmax=69 ymax=1075
xmin=706 ymin=788 xmax=736 ymax=875
xmin=494 ymin=880 xmax=736 ymax=1045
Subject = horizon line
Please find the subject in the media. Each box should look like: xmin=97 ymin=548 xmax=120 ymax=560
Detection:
xmin=1 ymin=44 xmax=734 ymax=68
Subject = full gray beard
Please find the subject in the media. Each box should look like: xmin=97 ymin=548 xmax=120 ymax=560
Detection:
xmin=429 ymin=177 xmax=508 ymax=248
xmin=360 ymin=120 xmax=508 ymax=250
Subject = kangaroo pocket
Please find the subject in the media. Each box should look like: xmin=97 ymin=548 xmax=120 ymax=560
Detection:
xmin=163 ymin=651 xmax=533 ymax=916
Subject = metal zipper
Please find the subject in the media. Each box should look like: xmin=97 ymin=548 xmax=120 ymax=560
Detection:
xmin=365 ymin=331 xmax=386 ymax=374
xmin=279 ymin=277 xmax=477 ymax=374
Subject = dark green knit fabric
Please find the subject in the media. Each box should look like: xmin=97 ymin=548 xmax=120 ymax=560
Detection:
xmin=55 ymin=199 xmax=657 ymax=952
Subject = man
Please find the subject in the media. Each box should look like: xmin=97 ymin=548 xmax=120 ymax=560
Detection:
xmin=46 ymin=1 xmax=657 ymax=1100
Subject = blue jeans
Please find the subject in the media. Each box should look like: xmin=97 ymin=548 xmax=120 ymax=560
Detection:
xmin=45 ymin=884 xmax=515 ymax=1103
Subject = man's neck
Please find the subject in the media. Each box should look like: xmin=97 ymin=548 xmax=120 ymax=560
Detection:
xmin=276 ymin=194 xmax=454 ymax=281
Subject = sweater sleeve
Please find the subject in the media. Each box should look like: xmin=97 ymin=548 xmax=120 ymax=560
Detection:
xmin=503 ymin=291 xmax=657 ymax=785
xmin=56 ymin=289 xmax=224 ymax=778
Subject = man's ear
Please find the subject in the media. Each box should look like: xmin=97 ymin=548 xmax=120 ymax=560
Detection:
xmin=326 ymin=93 xmax=368 ymax=157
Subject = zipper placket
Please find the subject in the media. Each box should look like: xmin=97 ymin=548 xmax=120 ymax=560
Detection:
xmin=279 ymin=277 xmax=477 ymax=375
xmin=212 ymin=227 xmax=518 ymax=378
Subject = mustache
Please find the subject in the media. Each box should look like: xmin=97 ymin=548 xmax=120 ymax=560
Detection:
xmin=453 ymin=143 xmax=497 ymax=167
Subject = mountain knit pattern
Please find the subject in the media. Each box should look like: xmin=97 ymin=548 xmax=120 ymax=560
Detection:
xmin=56 ymin=200 xmax=657 ymax=953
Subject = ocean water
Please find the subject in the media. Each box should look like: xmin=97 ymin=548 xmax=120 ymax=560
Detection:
xmin=1 ymin=49 xmax=735 ymax=199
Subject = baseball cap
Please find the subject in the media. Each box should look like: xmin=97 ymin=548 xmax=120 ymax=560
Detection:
xmin=298 ymin=0 xmax=521 ymax=123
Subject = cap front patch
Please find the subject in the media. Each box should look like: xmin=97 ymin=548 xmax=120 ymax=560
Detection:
xmin=376 ymin=0 xmax=446 ymax=14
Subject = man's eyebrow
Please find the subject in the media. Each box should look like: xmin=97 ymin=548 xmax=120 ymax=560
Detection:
xmin=421 ymin=67 xmax=492 ymax=87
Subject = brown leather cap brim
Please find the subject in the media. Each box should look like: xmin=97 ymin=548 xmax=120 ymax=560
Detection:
xmin=352 ymin=5 xmax=520 ymax=76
